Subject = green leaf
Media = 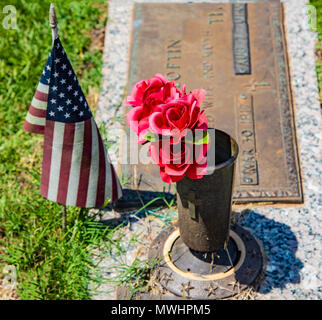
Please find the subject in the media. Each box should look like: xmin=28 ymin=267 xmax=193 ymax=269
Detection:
xmin=194 ymin=131 xmax=210 ymax=145
xmin=143 ymin=131 xmax=157 ymax=142
xmin=185 ymin=131 xmax=210 ymax=145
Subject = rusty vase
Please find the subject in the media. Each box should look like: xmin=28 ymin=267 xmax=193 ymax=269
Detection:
xmin=176 ymin=129 xmax=239 ymax=252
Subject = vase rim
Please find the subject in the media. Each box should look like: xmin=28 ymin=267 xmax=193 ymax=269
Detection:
xmin=208 ymin=128 xmax=239 ymax=172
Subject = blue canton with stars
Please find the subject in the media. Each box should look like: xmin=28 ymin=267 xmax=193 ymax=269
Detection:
xmin=40 ymin=46 xmax=53 ymax=87
xmin=45 ymin=37 xmax=92 ymax=123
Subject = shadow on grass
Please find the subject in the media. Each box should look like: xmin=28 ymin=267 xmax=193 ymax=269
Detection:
xmin=240 ymin=210 xmax=304 ymax=293
xmin=115 ymin=189 xmax=174 ymax=210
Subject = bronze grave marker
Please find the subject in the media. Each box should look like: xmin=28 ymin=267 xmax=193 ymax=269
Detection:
xmin=119 ymin=0 xmax=303 ymax=205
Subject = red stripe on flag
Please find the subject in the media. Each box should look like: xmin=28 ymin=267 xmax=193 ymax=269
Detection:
xmin=110 ymin=163 xmax=118 ymax=202
xmin=57 ymin=123 xmax=75 ymax=205
xmin=40 ymin=120 xmax=55 ymax=198
xmin=76 ymin=119 xmax=92 ymax=207
xmin=28 ymin=105 xmax=47 ymax=118
xmin=23 ymin=120 xmax=44 ymax=134
xmin=95 ymin=128 xmax=106 ymax=207
xmin=34 ymin=90 xmax=48 ymax=102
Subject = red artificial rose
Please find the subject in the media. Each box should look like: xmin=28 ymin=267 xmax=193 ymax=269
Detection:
xmin=126 ymin=73 xmax=210 ymax=183
xmin=149 ymin=136 xmax=209 ymax=183
xmin=149 ymin=89 xmax=206 ymax=142
xmin=126 ymin=73 xmax=181 ymax=143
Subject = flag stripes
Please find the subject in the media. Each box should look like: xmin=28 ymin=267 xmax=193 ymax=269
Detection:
xmin=25 ymin=110 xmax=45 ymax=123
xmin=34 ymin=89 xmax=48 ymax=102
xmin=85 ymin=119 xmax=100 ymax=207
xmin=28 ymin=105 xmax=47 ymax=118
xmin=103 ymin=140 xmax=113 ymax=203
xmin=76 ymin=119 xmax=92 ymax=207
xmin=57 ymin=123 xmax=75 ymax=205
xmin=37 ymin=82 xmax=49 ymax=94
xmin=31 ymin=97 xmax=47 ymax=110
xmin=96 ymin=125 xmax=107 ymax=207
xmin=26 ymin=37 xmax=122 ymax=207
xmin=40 ymin=120 xmax=55 ymax=198
xmin=40 ymin=118 xmax=121 ymax=207
xmin=65 ymin=122 xmax=84 ymax=206
xmin=23 ymin=83 xmax=49 ymax=134
xmin=47 ymin=121 xmax=64 ymax=202
xmin=23 ymin=121 xmax=45 ymax=134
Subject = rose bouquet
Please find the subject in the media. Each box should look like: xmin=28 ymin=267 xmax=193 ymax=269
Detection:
xmin=126 ymin=73 xmax=210 ymax=183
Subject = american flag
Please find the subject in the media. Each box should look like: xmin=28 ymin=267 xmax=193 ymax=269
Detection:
xmin=23 ymin=37 xmax=122 ymax=207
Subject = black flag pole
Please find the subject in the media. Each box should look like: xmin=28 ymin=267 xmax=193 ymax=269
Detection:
xmin=49 ymin=3 xmax=67 ymax=231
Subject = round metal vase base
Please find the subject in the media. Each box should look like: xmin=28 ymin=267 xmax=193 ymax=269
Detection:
xmin=116 ymin=224 xmax=264 ymax=300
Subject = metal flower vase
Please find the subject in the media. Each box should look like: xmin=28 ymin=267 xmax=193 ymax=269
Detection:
xmin=176 ymin=129 xmax=239 ymax=252
xmin=118 ymin=129 xmax=265 ymax=300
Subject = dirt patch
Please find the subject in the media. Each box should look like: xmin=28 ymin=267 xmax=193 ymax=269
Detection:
xmin=0 ymin=287 xmax=19 ymax=300
xmin=89 ymin=27 xmax=105 ymax=53
xmin=89 ymin=3 xmax=107 ymax=53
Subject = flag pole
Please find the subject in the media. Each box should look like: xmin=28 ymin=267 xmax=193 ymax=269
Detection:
xmin=49 ymin=3 xmax=58 ymax=46
xmin=49 ymin=4 xmax=66 ymax=231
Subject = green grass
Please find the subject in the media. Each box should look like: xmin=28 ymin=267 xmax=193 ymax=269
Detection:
xmin=310 ymin=0 xmax=322 ymax=103
xmin=0 ymin=0 xmax=132 ymax=300
xmin=310 ymin=0 xmax=322 ymax=39
xmin=0 ymin=1 xmax=175 ymax=299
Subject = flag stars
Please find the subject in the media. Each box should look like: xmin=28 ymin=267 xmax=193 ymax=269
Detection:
xmin=38 ymin=41 xmax=92 ymax=123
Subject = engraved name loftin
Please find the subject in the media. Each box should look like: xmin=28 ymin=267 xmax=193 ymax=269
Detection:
xmin=232 ymin=4 xmax=251 ymax=75
xmin=166 ymin=40 xmax=181 ymax=88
